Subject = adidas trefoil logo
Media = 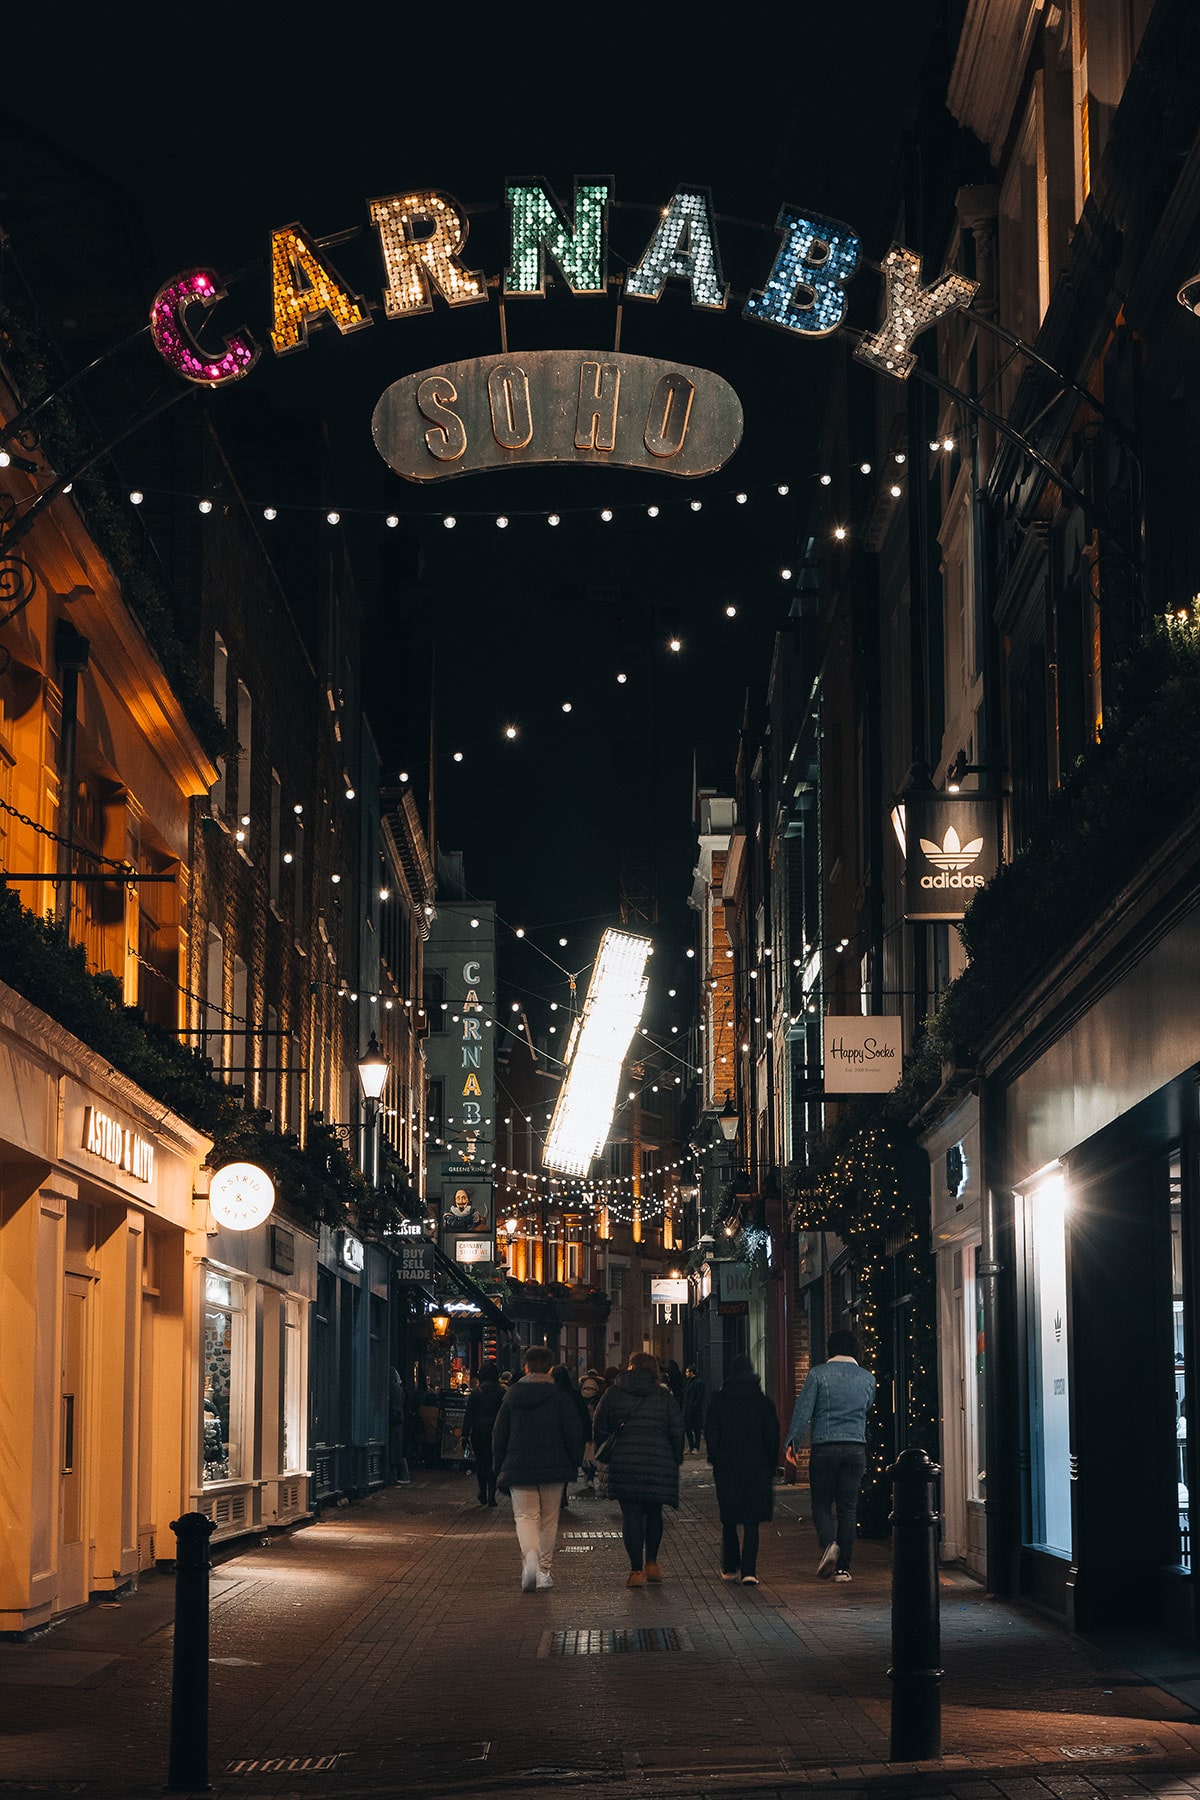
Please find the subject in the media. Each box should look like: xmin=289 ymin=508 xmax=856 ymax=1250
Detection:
xmin=919 ymin=825 xmax=985 ymax=870
xmin=917 ymin=825 xmax=987 ymax=891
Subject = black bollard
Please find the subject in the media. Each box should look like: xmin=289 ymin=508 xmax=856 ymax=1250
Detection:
xmin=167 ymin=1511 xmax=216 ymax=1792
xmin=888 ymin=1447 xmax=943 ymax=1762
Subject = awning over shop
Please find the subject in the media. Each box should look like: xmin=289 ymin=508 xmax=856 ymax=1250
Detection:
xmin=430 ymin=1244 xmax=514 ymax=1330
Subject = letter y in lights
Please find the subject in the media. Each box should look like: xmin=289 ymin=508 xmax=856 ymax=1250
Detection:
xmin=853 ymin=245 xmax=978 ymax=380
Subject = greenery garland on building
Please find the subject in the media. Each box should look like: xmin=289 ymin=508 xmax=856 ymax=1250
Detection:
xmin=0 ymin=891 xmax=396 ymax=1236
xmin=793 ymin=1124 xmax=937 ymax=1535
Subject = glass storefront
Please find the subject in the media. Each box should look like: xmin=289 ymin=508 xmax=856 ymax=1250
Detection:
xmin=203 ymin=1269 xmax=244 ymax=1483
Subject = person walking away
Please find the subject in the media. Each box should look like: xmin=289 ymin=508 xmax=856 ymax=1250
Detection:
xmin=665 ymin=1358 xmax=685 ymax=1403
xmin=592 ymin=1352 xmax=684 ymax=1587
xmin=462 ymin=1360 xmax=504 ymax=1505
xmin=786 ymin=1329 xmax=876 ymax=1582
xmin=493 ymin=1345 xmax=584 ymax=1591
xmin=552 ymin=1366 xmax=592 ymax=1510
xmin=388 ymin=1370 xmax=412 ymax=1485
xmin=681 ymin=1367 xmax=707 ymax=1453
xmin=704 ymin=1354 xmax=779 ymax=1583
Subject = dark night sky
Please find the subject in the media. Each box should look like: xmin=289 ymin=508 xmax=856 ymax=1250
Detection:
xmin=3 ymin=10 xmax=946 ymax=1019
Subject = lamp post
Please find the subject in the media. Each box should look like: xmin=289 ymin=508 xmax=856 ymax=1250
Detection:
xmin=357 ymin=1031 xmax=390 ymax=1191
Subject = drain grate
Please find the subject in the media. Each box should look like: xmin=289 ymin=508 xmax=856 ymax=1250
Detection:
xmin=563 ymin=1530 xmax=622 ymax=1538
xmin=559 ymin=1544 xmax=593 ymax=1553
xmin=545 ymin=1626 xmax=688 ymax=1655
xmin=226 ymin=1754 xmax=343 ymax=1775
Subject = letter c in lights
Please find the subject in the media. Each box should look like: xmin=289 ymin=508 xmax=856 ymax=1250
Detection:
xmin=149 ymin=269 xmax=260 ymax=388
xmin=462 ymin=960 xmax=481 ymax=985
xmin=208 ymin=1162 xmax=276 ymax=1230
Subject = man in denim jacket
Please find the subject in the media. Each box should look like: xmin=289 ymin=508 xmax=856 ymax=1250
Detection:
xmin=786 ymin=1330 xmax=876 ymax=1582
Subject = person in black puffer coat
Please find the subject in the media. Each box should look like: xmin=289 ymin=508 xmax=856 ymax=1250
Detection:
xmin=493 ymin=1345 xmax=585 ymax=1591
xmin=704 ymin=1354 xmax=780 ymax=1583
xmin=463 ymin=1361 xmax=504 ymax=1505
xmin=592 ymin=1352 xmax=684 ymax=1586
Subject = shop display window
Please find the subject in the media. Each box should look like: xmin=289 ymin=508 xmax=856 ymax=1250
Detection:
xmin=281 ymin=1296 xmax=303 ymax=1475
xmin=1025 ymin=1171 xmax=1072 ymax=1557
xmin=963 ymin=1244 xmax=987 ymax=1503
xmin=203 ymin=1270 xmax=245 ymax=1483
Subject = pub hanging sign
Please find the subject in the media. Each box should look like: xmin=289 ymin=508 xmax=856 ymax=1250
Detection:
xmin=900 ymin=792 xmax=1000 ymax=922
xmin=147 ymin=182 xmax=978 ymax=480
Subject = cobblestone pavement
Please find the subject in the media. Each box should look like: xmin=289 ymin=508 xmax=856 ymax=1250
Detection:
xmin=3 ymin=1460 xmax=1200 ymax=1799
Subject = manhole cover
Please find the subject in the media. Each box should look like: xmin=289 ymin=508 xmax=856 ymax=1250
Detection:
xmin=226 ymin=1754 xmax=343 ymax=1774
xmin=543 ymin=1627 xmax=690 ymax=1655
xmin=1059 ymin=1744 xmax=1153 ymax=1760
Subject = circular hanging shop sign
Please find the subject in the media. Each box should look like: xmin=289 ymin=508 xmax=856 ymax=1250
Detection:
xmin=209 ymin=1161 xmax=276 ymax=1231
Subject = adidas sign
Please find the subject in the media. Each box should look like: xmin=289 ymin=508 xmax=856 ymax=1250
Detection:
xmin=918 ymin=825 xmax=985 ymax=890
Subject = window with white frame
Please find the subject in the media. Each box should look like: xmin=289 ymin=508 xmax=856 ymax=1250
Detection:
xmin=203 ymin=1269 xmax=246 ymax=1483
xmin=281 ymin=1297 xmax=304 ymax=1474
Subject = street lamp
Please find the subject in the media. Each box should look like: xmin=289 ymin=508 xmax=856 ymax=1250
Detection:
xmin=357 ymin=1032 xmax=390 ymax=1187
xmin=718 ymin=1089 xmax=739 ymax=1142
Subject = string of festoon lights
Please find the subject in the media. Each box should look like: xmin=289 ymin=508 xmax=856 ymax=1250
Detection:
xmin=108 ymin=457 xmax=930 ymax=542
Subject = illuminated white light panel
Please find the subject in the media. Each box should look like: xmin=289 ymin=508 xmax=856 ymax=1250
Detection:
xmin=543 ymin=928 xmax=651 ymax=1177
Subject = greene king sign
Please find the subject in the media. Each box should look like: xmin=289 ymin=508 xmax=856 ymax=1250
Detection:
xmin=902 ymin=793 xmax=999 ymax=921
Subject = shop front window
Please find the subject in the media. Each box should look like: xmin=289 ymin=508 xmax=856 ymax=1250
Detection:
xmin=281 ymin=1297 xmax=303 ymax=1475
xmin=203 ymin=1270 xmax=245 ymax=1483
xmin=1169 ymin=1153 xmax=1189 ymax=1570
xmin=1025 ymin=1171 xmax=1071 ymax=1557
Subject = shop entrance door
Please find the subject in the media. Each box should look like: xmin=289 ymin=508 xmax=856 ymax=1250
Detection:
xmin=59 ymin=1273 xmax=90 ymax=1611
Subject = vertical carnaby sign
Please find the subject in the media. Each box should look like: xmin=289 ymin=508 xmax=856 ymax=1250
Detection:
xmin=902 ymin=792 xmax=999 ymax=921
xmin=427 ymin=905 xmax=497 ymax=1266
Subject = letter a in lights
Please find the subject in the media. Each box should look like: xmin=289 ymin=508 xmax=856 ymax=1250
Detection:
xmin=543 ymin=928 xmax=651 ymax=1178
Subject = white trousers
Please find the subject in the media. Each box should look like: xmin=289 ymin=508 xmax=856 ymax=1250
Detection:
xmin=510 ymin=1483 xmax=562 ymax=1572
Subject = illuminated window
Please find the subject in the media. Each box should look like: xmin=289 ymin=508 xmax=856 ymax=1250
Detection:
xmin=1023 ymin=1171 xmax=1071 ymax=1557
xmin=203 ymin=1269 xmax=246 ymax=1485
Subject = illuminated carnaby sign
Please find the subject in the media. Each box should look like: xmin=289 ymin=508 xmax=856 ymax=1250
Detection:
xmin=147 ymin=181 xmax=979 ymax=424
xmin=83 ymin=1106 xmax=154 ymax=1183
xmin=373 ymin=349 xmax=742 ymax=480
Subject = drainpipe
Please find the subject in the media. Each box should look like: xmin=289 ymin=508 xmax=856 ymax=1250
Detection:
xmin=54 ymin=622 xmax=90 ymax=927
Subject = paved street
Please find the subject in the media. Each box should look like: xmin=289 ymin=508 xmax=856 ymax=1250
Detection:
xmin=3 ymin=1462 xmax=1200 ymax=1800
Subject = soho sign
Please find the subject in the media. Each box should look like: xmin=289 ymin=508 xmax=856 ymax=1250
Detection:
xmin=147 ymin=182 xmax=979 ymax=475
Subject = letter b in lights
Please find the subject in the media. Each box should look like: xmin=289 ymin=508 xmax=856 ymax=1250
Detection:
xmin=744 ymin=206 xmax=861 ymax=338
